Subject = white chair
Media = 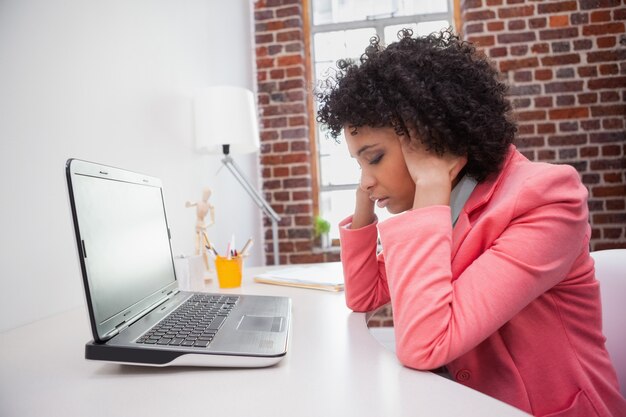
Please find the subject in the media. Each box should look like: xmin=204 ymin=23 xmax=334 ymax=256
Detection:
xmin=591 ymin=249 xmax=626 ymax=397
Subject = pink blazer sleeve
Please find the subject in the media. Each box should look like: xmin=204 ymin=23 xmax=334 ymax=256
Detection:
xmin=338 ymin=216 xmax=390 ymax=312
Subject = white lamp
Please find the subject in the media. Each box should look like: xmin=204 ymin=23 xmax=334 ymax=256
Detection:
xmin=194 ymin=86 xmax=281 ymax=265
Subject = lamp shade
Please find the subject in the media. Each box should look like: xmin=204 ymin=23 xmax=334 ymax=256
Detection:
xmin=194 ymin=86 xmax=260 ymax=154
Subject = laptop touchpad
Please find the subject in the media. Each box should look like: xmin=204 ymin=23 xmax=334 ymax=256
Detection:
xmin=237 ymin=315 xmax=284 ymax=332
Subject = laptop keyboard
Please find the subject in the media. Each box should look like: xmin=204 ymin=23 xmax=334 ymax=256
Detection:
xmin=135 ymin=294 xmax=240 ymax=348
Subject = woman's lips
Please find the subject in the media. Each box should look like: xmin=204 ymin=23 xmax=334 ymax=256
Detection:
xmin=376 ymin=197 xmax=389 ymax=208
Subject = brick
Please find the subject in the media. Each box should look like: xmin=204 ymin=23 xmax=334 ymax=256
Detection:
xmin=262 ymin=117 xmax=287 ymax=129
xmin=556 ymin=68 xmax=575 ymax=78
xmin=269 ymin=69 xmax=285 ymax=79
xmin=277 ymin=54 xmax=303 ymax=66
xmin=606 ymin=199 xmax=625 ymax=210
xmin=292 ymin=190 xmax=312 ymax=201
xmin=541 ymin=54 xmax=580 ymax=66
xmin=592 ymin=186 xmax=626 ymax=197
xmin=600 ymin=64 xmax=619 ymax=75
xmin=579 ymin=0 xmax=621 ymax=10
xmin=615 ymin=8 xmax=626 ymax=20
xmin=583 ymin=23 xmax=626 ymax=36
xmin=577 ymin=66 xmax=598 ymax=77
xmin=509 ymin=84 xmax=542 ymax=95
xmin=498 ymin=32 xmax=536 ymax=44
xmin=598 ymin=36 xmax=617 ymax=48
xmin=601 ymin=91 xmax=620 ymax=102
xmin=499 ymin=5 xmax=535 ymax=18
xmin=276 ymin=5 xmax=301 ymax=18
xmin=486 ymin=0 xmax=503 ymax=5
xmin=466 ymin=23 xmax=485 ymax=34
xmin=529 ymin=18 xmax=547 ymax=29
xmin=545 ymin=80 xmax=583 ymax=93
xmin=514 ymin=71 xmax=532 ymax=82
xmin=588 ymin=50 xmax=626 ymax=63
xmin=578 ymin=92 xmax=598 ymax=104
xmin=508 ymin=20 xmax=526 ymax=30
xmin=272 ymin=141 xmax=289 ymax=152
xmin=517 ymin=110 xmax=547 ymax=121
xmin=273 ymin=191 xmax=290 ymax=201
xmin=467 ymin=35 xmax=496 ymax=47
xmin=573 ymin=39 xmax=593 ymax=50
xmin=550 ymin=15 xmax=569 ymax=27
xmin=489 ymin=47 xmax=508 ymax=58
xmin=289 ymin=254 xmax=325 ymax=264
xmin=590 ymin=131 xmax=626 ymax=143
xmin=560 ymin=121 xmax=579 ymax=132
xmin=516 ymin=136 xmax=545 ymax=148
xmin=255 ymin=9 xmax=274 ymax=21
xmin=531 ymin=43 xmax=550 ymax=53
xmin=556 ymin=95 xmax=576 ymax=106
xmin=570 ymin=13 xmax=589 ymax=25
xmin=590 ymin=104 xmax=626 ymax=116
xmin=535 ymin=97 xmax=554 ymax=107
xmin=535 ymin=69 xmax=553 ymax=80
xmin=510 ymin=45 xmax=528 ymax=56
xmin=538 ymin=149 xmax=556 ymax=160
xmin=602 ymin=145 xmax=622 ymax=156
xmin=552 ymin=41 xmax=571 ymax=53
xmin=256 ymin=33 xmax=274 ymax=44
xmin=590 ymin=158 xmax=626 ymax=171
xmin=591 ymin=10 xmax=612 ymax=23
xmin=537 ymin=122 xmax=556 ymax=133
xmin=290 ymin=165 xmax=309 ymax=175
xmin=487 ymin=21 xmax=505 ymax=31
xmin=538 ymin=1 xmax=577 ymax=14
xmin=499 ymin=57 xmax=539 ymax=72
xmin=559 ymin=148 xmax=578 ymax=159
xmin=539 ymin=27 xmax=579 ymax=40
xmin=602 ymin=118 xmax=624 ymax=129
xmin=281 ymin=153 xmax=309 ymax=164
xmin=277 ymin=30 xmax=301 ymax=42
xmin=581 ymin=146 xmax=599 ymax=157
xmin=290 ymin=141 xmax=308 ymax=151
xmin=549 ymin=107 xmax=590 ymax=119
xmin=588 ymin=76 xmax=626 ymax=90
xmin=581 ymin=120 xmax=601 ymax=131
xmin=602 ymin=228 xmax=623 ymax=239
xmin=517 ymin=123 xmax=535 ymax=135
xmin=465 ymin=10 xmax=497 ymax=21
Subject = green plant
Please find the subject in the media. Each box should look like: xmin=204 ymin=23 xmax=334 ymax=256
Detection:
xmin=313 ymin=216 xmax=331 ymax=237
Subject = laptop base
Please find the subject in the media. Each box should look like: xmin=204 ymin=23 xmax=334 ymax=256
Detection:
xmin=85 ymin=341 xmax=286 ymax=367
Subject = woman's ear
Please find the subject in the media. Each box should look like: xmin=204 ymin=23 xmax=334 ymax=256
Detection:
xmin=450 ymin=154 xmax=468 ymax=182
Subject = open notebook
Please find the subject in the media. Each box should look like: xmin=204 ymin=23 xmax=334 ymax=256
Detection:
xmin=254 ymin=262 xmax=344 ymax=292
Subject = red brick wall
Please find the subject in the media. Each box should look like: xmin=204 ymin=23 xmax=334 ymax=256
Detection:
xmin=254 ymin=0 xmax=340 ymax=264
xmin=463 ymin=0 xmax=626 ymax=250
xmin=254 ymin=0 xmax=626 ymax=265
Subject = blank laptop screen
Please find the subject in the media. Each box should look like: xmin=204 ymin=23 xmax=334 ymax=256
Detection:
xmin=72 ymin=174 xmax=176 ymax=325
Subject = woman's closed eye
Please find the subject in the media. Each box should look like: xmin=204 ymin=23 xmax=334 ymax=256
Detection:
xmin=369 ymin=153 xmax=384 ymax=165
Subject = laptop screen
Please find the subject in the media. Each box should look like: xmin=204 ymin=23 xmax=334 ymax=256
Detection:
xmin=68 ymin=160 xmax=177 ymax=340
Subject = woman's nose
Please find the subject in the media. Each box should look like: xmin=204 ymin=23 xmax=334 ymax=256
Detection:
xmin=359 ymin=171 xmax=375 ymax=191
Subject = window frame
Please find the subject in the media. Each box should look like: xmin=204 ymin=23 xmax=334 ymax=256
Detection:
xmin=306 ymin=0 xmax=458 ymax=238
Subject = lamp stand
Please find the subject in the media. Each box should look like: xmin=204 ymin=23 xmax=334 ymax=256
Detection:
xmin=220 ymin=150 xmax=281 ymax=265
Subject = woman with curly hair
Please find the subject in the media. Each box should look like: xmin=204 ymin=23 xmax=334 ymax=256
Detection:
xmin=317 ymin=29 xmax=625 ymax=417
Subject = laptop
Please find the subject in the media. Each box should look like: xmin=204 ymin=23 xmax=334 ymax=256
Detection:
xmin=66 ymin=158 xmax=291 ymax=367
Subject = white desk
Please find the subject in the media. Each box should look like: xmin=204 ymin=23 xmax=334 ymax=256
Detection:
xmin=0 ymin=264 xmax=529 ymax=417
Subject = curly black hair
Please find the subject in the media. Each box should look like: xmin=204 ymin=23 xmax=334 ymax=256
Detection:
xmin=316 ymin=28 xmax=517 ymax=182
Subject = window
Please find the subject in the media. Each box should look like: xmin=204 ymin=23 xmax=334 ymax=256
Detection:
xmin=310 ymin=0 xmax=455 ymax=240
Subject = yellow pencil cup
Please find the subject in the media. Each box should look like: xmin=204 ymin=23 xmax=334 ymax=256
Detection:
xmin=215 ymin=255 xmax=243 ymax=288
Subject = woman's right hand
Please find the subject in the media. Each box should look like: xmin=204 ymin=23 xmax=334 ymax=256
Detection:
xmin=351 ymin=186 xmax=376 ymax=229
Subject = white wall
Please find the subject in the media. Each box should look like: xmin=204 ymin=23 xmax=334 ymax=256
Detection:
xmin=0 ymin=0 xmax=264 ymax=332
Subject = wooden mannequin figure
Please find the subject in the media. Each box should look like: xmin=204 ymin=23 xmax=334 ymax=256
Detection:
xmin=185 ymin=188 xmax=215 ymax=271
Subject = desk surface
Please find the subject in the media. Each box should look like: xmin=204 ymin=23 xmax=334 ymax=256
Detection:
xmin=0 ymin=264 xmax=529 ymax=417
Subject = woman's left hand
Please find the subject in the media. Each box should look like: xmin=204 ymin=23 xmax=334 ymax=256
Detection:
xmin=399 ymin=138 xmax=467 ymax=209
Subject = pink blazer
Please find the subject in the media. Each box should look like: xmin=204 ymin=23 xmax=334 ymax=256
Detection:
xmin=339 ymin=146 xmax=626 ymax=417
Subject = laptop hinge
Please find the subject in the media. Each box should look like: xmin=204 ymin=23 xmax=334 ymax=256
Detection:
xmin=101 ymin=290 xmax=181 ymax=341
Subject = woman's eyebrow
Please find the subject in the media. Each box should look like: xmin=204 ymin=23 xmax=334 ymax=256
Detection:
xmin=356 ymin=144 xmax=379 ymax=156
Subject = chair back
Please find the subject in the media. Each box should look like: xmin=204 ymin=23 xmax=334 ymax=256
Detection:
xmin=591 ymin=249 xmax=626 ymax=396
